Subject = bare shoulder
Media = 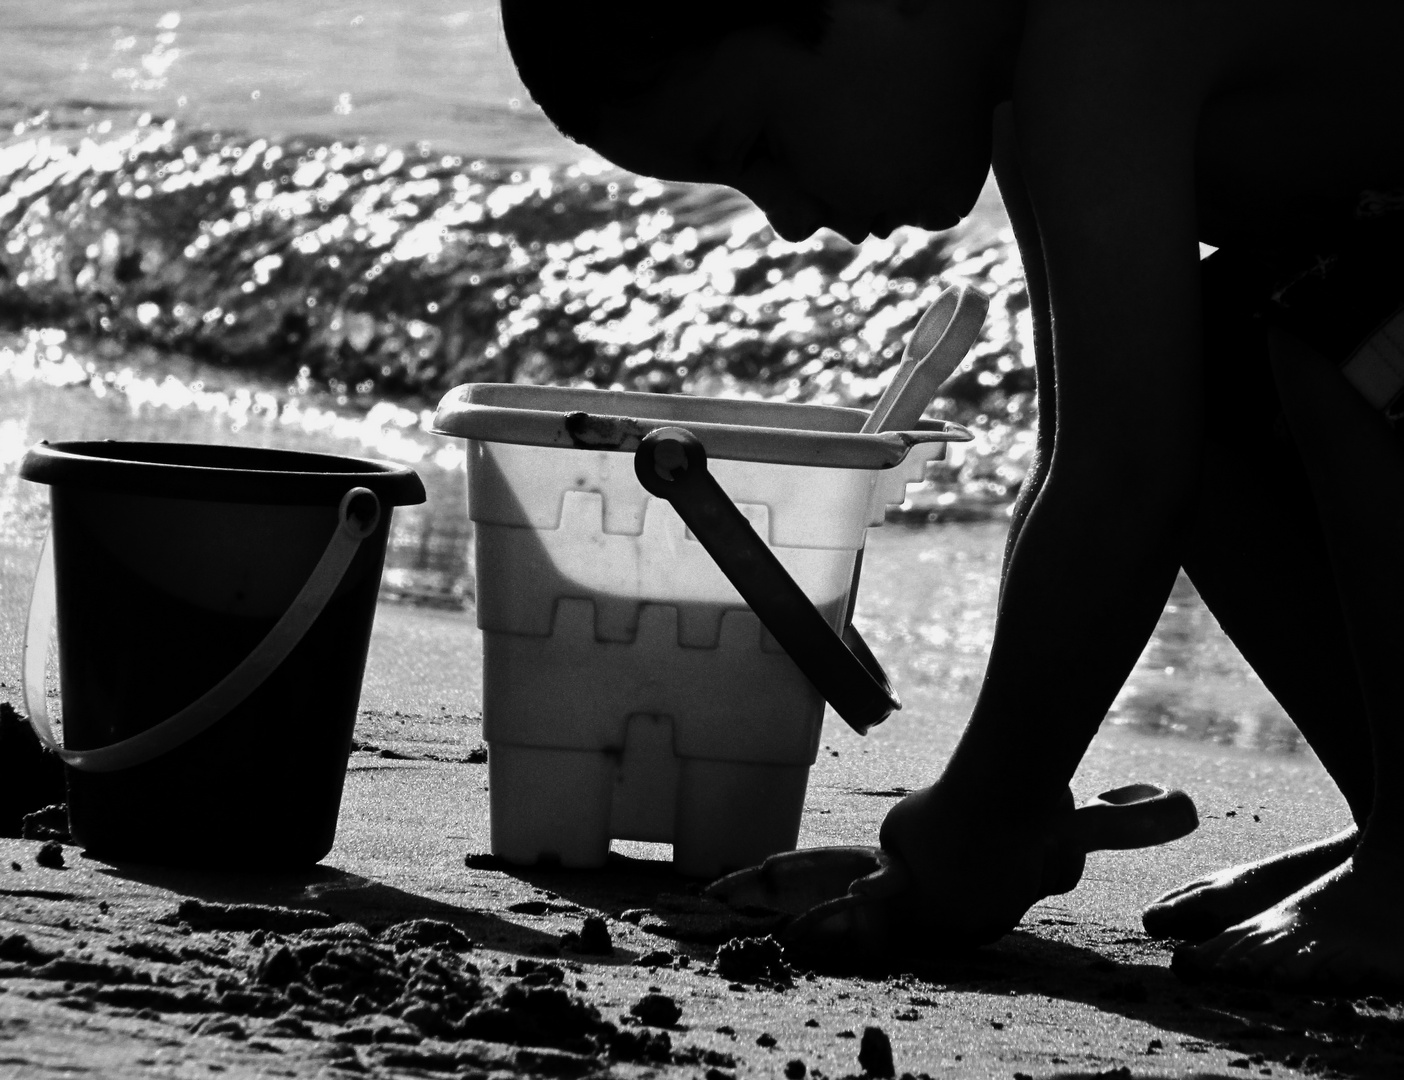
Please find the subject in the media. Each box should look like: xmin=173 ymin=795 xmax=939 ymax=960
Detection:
xmin=1007 ymin=4 xmax=1205 ymax=287
xmin=1007 ymin=2 xmax=1404 ymax=209
xmin=1004 ymin=4 xmax=1216 ymax=434
xmin=1014 ymin=0 xmax=1404 ymax=110
xmin=1013 ymin=1 xmax=1215 ymax=173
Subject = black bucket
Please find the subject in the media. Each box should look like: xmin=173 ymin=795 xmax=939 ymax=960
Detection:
xmin=19 ymin=441 xmax=426 ymax=868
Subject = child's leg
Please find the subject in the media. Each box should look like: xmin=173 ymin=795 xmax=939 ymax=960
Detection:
xmin=1144 ymin=278 xmax=1374 ymax=940
xmin=1177 ymin=329 xmax=1404 ymax=989
xmin=1183 ymin=399 xmax=1373 ymax=814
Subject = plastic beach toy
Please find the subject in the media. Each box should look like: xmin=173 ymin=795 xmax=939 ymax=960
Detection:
xmin=705 ymin=783 xmax=1201 ymax=917
xmin=862 ymin=284 xmax=990 ymax=434
xmin=702 ymin=783 xmax=1200 ymax=971
xmin=18 ymin=441 xmax=425 ymax=868
xmin=433 ymin=311 xmax=979 ymax=876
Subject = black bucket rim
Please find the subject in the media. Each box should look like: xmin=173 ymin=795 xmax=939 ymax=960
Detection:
xmin=19 ymin=440 xmax=427 ymax=506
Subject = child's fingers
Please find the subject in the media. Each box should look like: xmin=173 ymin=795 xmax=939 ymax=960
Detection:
xmin=705 ymin=846 xmax=885 ymax=915
xmin=781 ymin=892 xmax=896 ymax=973
xmin=846 ymin=852 xmax=912 ymax=900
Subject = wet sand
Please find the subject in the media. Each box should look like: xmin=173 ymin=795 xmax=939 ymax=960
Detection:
xmin=5 ymin=562 xmax=1404 ymax=1079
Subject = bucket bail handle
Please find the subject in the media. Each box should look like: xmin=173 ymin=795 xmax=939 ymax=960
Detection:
xmin=22 ymin=486 xmax=381 ymax=773
xmin=634 ymin=428 xmax=899 ymax=735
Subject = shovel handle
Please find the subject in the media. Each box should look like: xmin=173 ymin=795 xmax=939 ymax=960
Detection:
xmin=1068 ymin=784 xmax=1199 ymax=852
xmin=863 ymin=286 xmax=990 ymax=434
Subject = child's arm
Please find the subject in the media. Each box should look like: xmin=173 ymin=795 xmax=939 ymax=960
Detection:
xmin=989 ymin=102 xmax=1054 ymax=608
xmin=720 ymin=8 xmax=1224 ymax=958
xmin=932 ymin=10 xmax=1211 ymax=815
xmin=813 ymin=16 xmax=1223 ymax=956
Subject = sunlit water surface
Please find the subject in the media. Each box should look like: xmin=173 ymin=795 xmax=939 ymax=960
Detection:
xmin=1 ymin=0 xmax=567 ymax=162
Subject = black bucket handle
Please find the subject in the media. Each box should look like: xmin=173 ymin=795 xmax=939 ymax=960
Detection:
xmin=634 ymin=427 xmax=898 ymax=735
xmin=22 ymin=487 xmax=382 ymax=772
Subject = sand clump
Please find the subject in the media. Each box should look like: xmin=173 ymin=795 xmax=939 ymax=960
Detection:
xmin=34 ymin=841 xmax=66 ymax=869
xmin=20 ymin=804 xmax=70 ymax=843
xmin=858 ymin=1025 xmax=896 ymax=1078
xmin=0 ymin=904 xmax=698 ymax=1070
xmin=0 ymin=703 xmax=65 ymax=837
xmin=715 ymin=935 xmax=793 ymax=988
xmin=629 ymin=991 xmax=682 ymax=1028
xmin=573 ymin=914 xmax=614 ymax=955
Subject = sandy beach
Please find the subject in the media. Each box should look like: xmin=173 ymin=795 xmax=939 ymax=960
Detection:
xmin=4 ymin=559 xmax=1399 ymax=1079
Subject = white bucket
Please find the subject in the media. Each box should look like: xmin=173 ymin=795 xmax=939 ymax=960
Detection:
xmin=433 ymin=383 xmax=968 ymax=876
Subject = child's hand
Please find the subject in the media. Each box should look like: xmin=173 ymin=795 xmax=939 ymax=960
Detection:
xmin=706 ymin=784 xmax=1197 ymax=973
xmin=786 ymin=785 xmax=1082 ymax=972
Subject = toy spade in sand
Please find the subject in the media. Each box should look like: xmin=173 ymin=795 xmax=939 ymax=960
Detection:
xmin=704 ymin=784 xmax=1199 ymax=918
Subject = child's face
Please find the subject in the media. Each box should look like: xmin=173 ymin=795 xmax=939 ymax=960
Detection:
xmin=592 ymin=2 xmax=1009 ymax=242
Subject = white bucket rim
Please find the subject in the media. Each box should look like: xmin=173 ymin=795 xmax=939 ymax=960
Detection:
xmin=433 ymin=383 xmax=971 ymax=470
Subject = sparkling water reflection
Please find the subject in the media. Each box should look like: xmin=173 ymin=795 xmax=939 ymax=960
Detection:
xmin=855 ymin=526 xmax=1306 ymax=758
xmin=0 ymin=329 xmax=472 ymax=607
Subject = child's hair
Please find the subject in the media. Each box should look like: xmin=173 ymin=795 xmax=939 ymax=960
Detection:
xmin=500 ymin=1 xmax=831 ymax=146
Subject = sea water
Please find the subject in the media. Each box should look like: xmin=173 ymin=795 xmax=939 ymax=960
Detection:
xmin=0 ymin=0 xmax=567 ymax=162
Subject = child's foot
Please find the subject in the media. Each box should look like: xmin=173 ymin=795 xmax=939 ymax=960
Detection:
xmin=1172 ymin=846 xmax=1404 ymax=993
xmin=1142 ymin=827 xmax=1358 ymax=941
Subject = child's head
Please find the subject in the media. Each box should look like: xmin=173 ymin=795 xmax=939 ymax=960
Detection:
xmin=501 ymin=1 xmax=831 ymax=150
xmin=502 ymin=1 xmax=1019 ymax=241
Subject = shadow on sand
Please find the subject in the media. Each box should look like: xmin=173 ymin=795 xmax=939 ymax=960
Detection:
xmin=483 ymin=856 xmax=1404 ymax=1080
xmin=75 ymin=847 xmax=1404 ymax=1079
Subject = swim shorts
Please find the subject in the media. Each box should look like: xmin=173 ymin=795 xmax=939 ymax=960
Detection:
xmin=1260 ymin=187 xmax=1404 ymax=425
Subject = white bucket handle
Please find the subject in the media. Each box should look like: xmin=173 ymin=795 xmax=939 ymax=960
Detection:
xmin=21 ymin=487 xmax=381 ymax=774
xmin=635 ymin=430 xmax=899 ymax=735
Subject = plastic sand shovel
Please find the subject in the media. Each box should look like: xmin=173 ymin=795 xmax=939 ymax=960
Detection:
xmin=704 ymin=784 xmax=1200 ymax=917
xmin=839 ymin=284 xmax=990 ymax=636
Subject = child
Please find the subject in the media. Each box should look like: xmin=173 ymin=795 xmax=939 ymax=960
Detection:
xmin=501 ymin=0 xmax=1404 ymax=990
